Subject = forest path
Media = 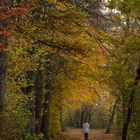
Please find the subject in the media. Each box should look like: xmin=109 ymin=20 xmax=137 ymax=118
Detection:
xmin=63 ymin=128 xmax=114 ymax=140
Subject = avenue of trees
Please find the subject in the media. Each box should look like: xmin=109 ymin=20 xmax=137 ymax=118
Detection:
xmin=0 ymin=0 xmax=140 ymax=140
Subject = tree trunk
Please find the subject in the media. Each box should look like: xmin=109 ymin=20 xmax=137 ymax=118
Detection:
xmin=105 ymin=95 xmax=120 ymax=134
xmin=41 ymin=59 xmax=53 ymax=140
xmin=121 ymin=60 xmax=140 ymax=140
xmin=41 ymin=78 xmax=52 ymax=140
xmin=0 ymin=0 xmax=12 ymax=135
xmin=80 ymin=109 xmax=85 ymax=128
xmin=34 ymin=70 xmax=43 ymax=134
xmin=121 ymin=93 xmax=134 ymax=140
xmin=0 ymin=49 xmax=7 ymax=134
xmin=88 ymin=108 xmax=92 ymax=124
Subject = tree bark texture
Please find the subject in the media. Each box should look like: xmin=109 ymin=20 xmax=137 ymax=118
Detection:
xmin=34 ymin=70 xmax=43 ymax=134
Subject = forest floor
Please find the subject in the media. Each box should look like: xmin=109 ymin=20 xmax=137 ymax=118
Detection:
xmin=56 ymin=128 xmax=115 ymax=140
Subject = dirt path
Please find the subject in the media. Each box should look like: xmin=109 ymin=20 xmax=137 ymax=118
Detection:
xmin=64 ymin=128 xmax=114 ymax=140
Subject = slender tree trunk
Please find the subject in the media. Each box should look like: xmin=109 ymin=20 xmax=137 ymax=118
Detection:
xmin=122 ymin=60 xmax=140 ymax=140
xmin=80 ymin=109 xmax=85 ymax=128
xmin=121 ymin=93 xmax=134 ymax=140
xmin=41 ymin=78 xmax=52 ymax=140
xmin=0 ymin=48 xmax=7 ymax=134
xmin=41 ymin=59 xmax=53 ymax=140
xmin=85 ymin=109 xmax=89 ymax=122
xmin=34 ymin=70 xmax=43 ymax=134
xmin=69 ymin=112 xmax=73 ymax=126
xmin=0 ymin=0 xmax=12 ymax=135
xmin=88 ymin=108 xmax=92 ymax=124
xmin=106 ymin=95 xmax=120 ymax=134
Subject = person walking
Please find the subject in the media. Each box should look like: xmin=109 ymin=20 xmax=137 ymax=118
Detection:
xmin=83 ymin=121 xmax=90 ymax=140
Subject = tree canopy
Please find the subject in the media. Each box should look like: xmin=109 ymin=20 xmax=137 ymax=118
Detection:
xmin=0 ymin=0 xmax=140 ymax=140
